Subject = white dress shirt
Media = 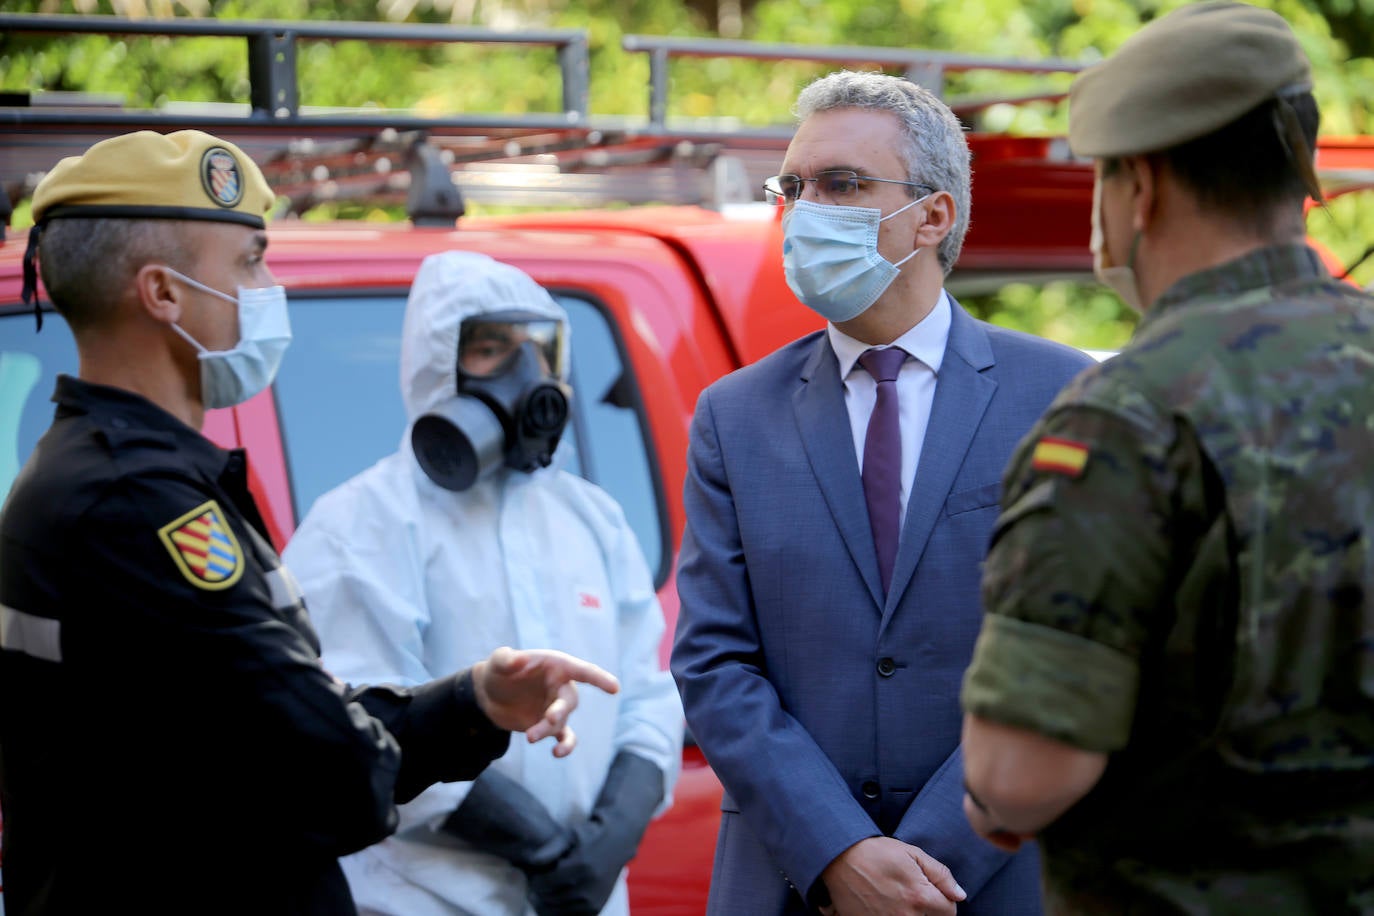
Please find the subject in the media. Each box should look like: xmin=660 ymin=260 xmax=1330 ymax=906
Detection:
xmin=828 ymin=291 xmax=952 ymax=528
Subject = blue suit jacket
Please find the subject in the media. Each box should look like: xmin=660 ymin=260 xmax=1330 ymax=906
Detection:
xmin=672 ymin=300 xmax=1094 ymax=915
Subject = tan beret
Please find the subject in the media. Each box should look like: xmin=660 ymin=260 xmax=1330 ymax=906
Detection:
xmin=31 ymin=130 xmax=274 ymax=227
xmin=1069 ymin=1 xmax=1311 ymax=158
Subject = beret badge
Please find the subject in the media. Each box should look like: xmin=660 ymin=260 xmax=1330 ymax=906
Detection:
xmin=201 ymin=147 xmax=245 ymax=208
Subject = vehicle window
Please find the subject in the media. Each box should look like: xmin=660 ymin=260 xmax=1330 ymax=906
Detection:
xmin=271 ymin=295 xmax=409 ymax=523
xmin=275 ymin=291 xmax=667 ymax=584
xmin=0 ymin=312 xmax=77 ymax=504
xmin=561 ymin=295 xmax=667 ymax=583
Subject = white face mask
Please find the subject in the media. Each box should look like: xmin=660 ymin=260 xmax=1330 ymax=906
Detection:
xmin=1090 ymin=177 xmax=1145 ymax=313
xmin=782 ymin=195 xmax=927 ymax=323
xmin=165 ymin=268 xmax=293 ymax=410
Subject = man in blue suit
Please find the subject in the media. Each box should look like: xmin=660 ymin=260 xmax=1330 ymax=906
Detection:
xmin=671 ymin=70 xmax=1094 ymax=915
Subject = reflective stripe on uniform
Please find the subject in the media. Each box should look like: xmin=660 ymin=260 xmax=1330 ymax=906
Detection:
xmin=266 ymin=566 xmax=303 ymax=611
xmin=0 ymin=602 xmax=62 ymax=663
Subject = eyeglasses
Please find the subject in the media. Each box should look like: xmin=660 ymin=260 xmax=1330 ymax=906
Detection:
xmin=762 ymin=170 xmax=935 ymax=205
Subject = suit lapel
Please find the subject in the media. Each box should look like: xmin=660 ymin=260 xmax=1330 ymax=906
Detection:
xmin=882 ymin=301 xmax=997 ymax=624
xmin=793 ymin=336 xmax=885 ymax=611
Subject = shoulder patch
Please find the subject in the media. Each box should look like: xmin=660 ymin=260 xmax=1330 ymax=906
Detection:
xmin=1030 ymin=436 xmax=1090 ymax=478
xmin=157 ymin=500 xmax=245 ymax=590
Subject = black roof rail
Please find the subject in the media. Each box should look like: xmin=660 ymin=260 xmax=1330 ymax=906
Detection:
xmin=0 ymin=14 xmax=591 ymax=126
xmin=620 ymin=34 xmax=1087 ymax=134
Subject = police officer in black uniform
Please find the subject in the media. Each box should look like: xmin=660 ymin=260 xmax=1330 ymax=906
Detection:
xmin=0 ymin=129 xmax=619 ymax=916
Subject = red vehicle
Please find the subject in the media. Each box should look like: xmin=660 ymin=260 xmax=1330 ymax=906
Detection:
xmin=3 ymin=15 xmax=1372 ymax=913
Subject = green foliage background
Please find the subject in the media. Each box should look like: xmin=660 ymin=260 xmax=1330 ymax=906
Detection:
xmin=3 ymin=0 xmax=1372 ymax=349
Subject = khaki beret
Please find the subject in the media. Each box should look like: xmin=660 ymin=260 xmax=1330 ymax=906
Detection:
xmin=1069 ymin=1 xmax=1311 ymax=158
xmin=31 ymin=129 xmax=274 ymax=227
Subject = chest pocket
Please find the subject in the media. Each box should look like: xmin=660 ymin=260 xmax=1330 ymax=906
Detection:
xmin=944 ymin=481 xmax=1000 ymax=517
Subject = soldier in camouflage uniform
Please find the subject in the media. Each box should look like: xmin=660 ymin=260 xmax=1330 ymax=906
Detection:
xmin=957 ymin=3 xmax=1374 ymax=913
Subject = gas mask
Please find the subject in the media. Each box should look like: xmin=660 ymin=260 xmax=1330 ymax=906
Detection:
xmin=411 ymin=311 xmax=571 ymax=491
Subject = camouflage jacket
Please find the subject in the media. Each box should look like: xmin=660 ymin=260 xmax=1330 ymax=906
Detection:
xmin=962 ymin=244 xmax=1374 ymax=914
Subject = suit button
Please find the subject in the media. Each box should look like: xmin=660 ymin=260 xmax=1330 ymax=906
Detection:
xmin=861 ymin=780 xmax=880 ymax=799
xmin=877 ymin=657 xmax=896 ymax=677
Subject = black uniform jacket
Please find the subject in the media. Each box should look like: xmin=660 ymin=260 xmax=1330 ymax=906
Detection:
xmin=0 ymin=376 xmax=510 ymax=915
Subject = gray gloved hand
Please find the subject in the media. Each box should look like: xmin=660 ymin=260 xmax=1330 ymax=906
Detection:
xmin=527 ymin=750 xmax=665 ymax=916
xmin=442 ymin=769 xmax=574 ymax=873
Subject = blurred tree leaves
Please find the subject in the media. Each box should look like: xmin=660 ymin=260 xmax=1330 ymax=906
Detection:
xmin=11 ymin=0 xmax=1368 ymax=134
xmin=962 ymin=278 xmax=1138 ymax=352
xmin=3 ymin=0 xmax=1371 ymax=347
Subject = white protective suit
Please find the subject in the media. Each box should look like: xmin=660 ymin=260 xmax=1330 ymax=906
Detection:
xmin=284 ymin=251 xmax=683 ymax=916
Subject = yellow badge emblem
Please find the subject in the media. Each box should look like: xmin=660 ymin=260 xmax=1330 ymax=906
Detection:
xmin=158 ymin=500 xmax=245 ymax=590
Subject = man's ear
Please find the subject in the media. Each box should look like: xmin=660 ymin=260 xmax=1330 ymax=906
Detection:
xmin=914 ymin=191 xmax=955 ymax=248
xmin=135 ymin=264 xmax=184 ymax=325
xmin=1126 ymin=155 xmax=1158 ymax=234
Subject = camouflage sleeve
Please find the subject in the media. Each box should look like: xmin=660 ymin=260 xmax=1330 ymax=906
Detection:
xmin=962 ymin=378 xmax=1207 ymax=753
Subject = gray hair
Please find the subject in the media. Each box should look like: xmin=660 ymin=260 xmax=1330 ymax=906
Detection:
xmin=39 ymin=218 xmax=191 ymax=330
xmin=795 ymin=70 xmax=972 ymax=274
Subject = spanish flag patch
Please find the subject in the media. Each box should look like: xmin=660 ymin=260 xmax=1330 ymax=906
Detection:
xmin=158 ymin=500 xmax=245 ymax=590
xmin=1030 ymin=436 xmax=1090 ymax=478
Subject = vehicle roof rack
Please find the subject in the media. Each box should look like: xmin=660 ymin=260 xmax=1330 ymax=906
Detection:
xmin=0 ymin=14 xmax=603 ymax=221
xmin=619 ymin=34 xmax=1087 ymax=135
xmin=613 ymin=34 xmax=1090 ymax=212
xmin=4 ymin=14 xmax=1372 ymax=225
xmin=1 ymin=13 xmax=1099 ymax=221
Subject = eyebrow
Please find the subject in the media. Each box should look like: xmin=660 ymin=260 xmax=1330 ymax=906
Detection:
xmin=251 ymin=232 xmax=268 ymax=255
xmin=777 ymin=164 xmax=871 ymax=177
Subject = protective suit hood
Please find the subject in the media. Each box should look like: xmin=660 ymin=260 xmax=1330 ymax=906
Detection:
xmin=400 ymin=251 xmax=571 ymax=424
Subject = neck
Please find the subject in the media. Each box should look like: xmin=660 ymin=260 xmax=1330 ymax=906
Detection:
xmin=78 ymin=328 xmax=204 ymax=430
xmin=1137 ymin=226 xmax=1301 ymax=310
xmin=1135 ymin=182 xmax=1306 ymax=309
xmin=836 ymin=264 xmax=943 ymax=345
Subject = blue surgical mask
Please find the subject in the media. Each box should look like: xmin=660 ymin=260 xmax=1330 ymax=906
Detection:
xmin=166 ymin=268 xmax=293 ymax=410
xmin=782 ymin=195 xmax=927 ymax=323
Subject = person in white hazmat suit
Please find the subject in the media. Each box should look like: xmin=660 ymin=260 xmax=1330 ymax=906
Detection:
xmin=284 ymin=251 xmax=683 ymax=916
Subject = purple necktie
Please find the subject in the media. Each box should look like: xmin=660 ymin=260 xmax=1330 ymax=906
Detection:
xmin=859 ymin=347 xmax=907 ymax=595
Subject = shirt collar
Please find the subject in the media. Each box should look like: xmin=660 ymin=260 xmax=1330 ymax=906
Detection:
xmin=53 ymin=374 xmax=231 ymax=478
xmin=828 ymin=290 xmax=952 ymax=379
xmin=1144 ymin=243 xmax=1331 ymax=329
